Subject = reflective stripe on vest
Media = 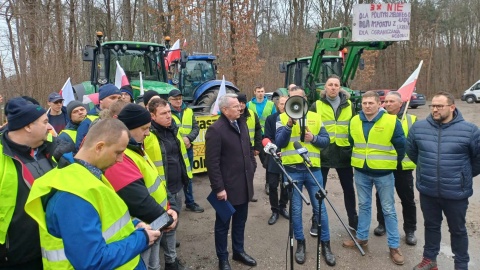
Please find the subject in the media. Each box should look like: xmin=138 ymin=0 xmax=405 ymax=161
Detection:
xmin=124 ymin=148 xmax=168 ymax=209
xmin=171 ymin=108 xmax=194 ymax=137
xmin=25 ymin=164 xmax=140 ymax=269
xmin=401 ymin=114 xmax=417 ymax=170
xmin=315 ymin=100 xmax=352 ymax=146
xmin=246 ymin=109 xmax=256 ymax=146
xmin=248 ymin=100 xmax=274 ymax=133
xmin=0 ymin=145 xmax=18 ymax=244
xmin=59 ymin=129 xmax=77 ymax=143
xmin=279 ymin=111 xmax=322 ymax=167
xmin=350 ymin=113 xmax=398 ymax=170
xmin=144 ymin=131 xmax=193 ymax=179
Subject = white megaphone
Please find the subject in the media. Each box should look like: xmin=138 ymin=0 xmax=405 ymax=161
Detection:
xmin=285 ymin=96 xmax=308 ymax=119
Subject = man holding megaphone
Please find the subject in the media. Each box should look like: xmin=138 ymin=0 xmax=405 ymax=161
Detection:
xmin=275 ymin=86 xmax=336 ymax=266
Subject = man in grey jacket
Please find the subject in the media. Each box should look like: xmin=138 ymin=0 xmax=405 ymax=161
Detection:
xmin=407 ymin=91 xmax=480 ymax=270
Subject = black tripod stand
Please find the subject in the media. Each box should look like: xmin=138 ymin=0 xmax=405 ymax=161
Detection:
xmin=270 ymin=154 xmax=310 ymax=270
xmin=302 ymin=161 xmax=365 ymax=270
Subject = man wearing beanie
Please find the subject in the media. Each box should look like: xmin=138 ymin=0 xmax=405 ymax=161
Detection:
xmin=104 ymin=104 xmax=179 ymax=270
xmin=58 ymin=101 xmax=87 ymax=149
xmin=168 ymin=89 xmax=204 ymax=213
xmin=144 ymin=90 xmax=161 ymax=107
xmin=75 ymin=83 xmax=121 ymax=151
xmin=237 ymin=93 xmax=262 ymax=203
xmin=0 ymin=97 xmax=58 ymax=269
xmin=120 ymin=85 xmax=134 ymax=103
xmin=144 ymin=98 xmax=191 ymax=270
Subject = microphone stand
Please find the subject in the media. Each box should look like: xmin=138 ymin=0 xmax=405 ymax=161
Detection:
xmin=302 ymin=161 xmax=365 ymax=270
xmin=270 ymin=154 xmax=310 ymax=270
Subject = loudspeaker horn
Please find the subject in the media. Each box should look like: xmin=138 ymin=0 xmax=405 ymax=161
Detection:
xmin=285 ymin=96 xmax=308 ymax=119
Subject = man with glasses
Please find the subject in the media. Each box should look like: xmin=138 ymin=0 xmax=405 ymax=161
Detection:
xmin=407 ymin=91 xmax=480 ymax=270
xmin=168 ymin=89 xmax=204 ymax=213
xmin=205 ymin=93 xmax=256 ymax=270
xmin=47 ymin=92 xmax=68 ymax=134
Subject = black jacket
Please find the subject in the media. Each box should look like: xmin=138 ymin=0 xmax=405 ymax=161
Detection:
xmin=309 ymin=90 xmax=354 ymax=168
xmin=0 ymin=132 xmax=57 ymax=268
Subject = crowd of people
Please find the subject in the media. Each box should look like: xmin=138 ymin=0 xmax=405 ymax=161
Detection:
xmin=0 ymin=77 xmax=479 ymax=270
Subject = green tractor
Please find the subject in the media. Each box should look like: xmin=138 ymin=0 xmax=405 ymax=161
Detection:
xmin=274 ymin=26 xmax=394 ymax=111
xmin=73 ymin=32 xmax=177 ymax=102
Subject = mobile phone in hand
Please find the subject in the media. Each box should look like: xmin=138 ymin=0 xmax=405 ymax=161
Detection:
xmin=150 ymin=212 xmax=174 ymax=231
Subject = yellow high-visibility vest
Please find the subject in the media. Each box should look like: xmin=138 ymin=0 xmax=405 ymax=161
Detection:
xmin=279 ymin=112 xmax=322 ymax=167
xmin=350 ymin=113 xmax=398 ymax=170
xmin=400 ymin=114 xmax=417 ymax=170
xmin=315 ymin=100 xmax=352 ymax=146
xmin=25 ymin=164 xmax=140 ymax=269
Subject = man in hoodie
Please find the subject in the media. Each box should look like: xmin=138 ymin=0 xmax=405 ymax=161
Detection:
xmin=309 ymin=75 xmax=358 ymax=232
xmin=144 ymin=98 xmax=191 ymax=270
xmin=168 ymin=89 xmax=204 ymax=213
xmin=407 ymin=92 xmax=480 ymax=270
xmin=373 ymin=91 xmax=418 ymax=246
xmin=75 ymin=84 xmax=121 ymax=151
xmin=57 ymin=101 xmax=87 ymax=149
xmin=247 ymin=85 xmax=276 ymax=194
xmin=47 ymin=92 xmax=68 ymax=134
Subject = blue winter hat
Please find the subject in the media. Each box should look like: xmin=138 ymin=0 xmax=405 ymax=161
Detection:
xmin=99 ymin=84 xmax=121 ymax=100
xmin=6 ymin=97 xmax=47 ymax=131
xmin=120 ymin=85 xmax=134 ymax=100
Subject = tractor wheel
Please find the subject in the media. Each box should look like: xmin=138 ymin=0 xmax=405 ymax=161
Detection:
xmin=196 ymin=87 xmax=236 ymax=114
xmin=465 ymin=95 xmax=475 ymax=104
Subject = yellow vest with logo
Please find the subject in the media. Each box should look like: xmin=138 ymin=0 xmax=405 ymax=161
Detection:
xmin=124 ymin=148 xmax=168 ymax=209
xmin=248 ymin=100 xmax=274 ymax=133
xmin=58 ymin=129 xmax=77 ymax=143
xmin=401 ymin=114 xmax=417 ymax=170
xmin=144 ymin=132 xmax=193 ymax=179
xmin=315 ymin=100 xmax=352 ymax=146
xmin=279 ymin=112 xmax=322 ymax=167
xmin=0 ymin=144 xmax=18 ymax=244
xmin=246 ymin=109 xmax=256 ymax=146
xmin=171 ymin=108 xmax=194 ymax=137
xmin=350 ymin=113 xmax=398 ymax=170
xmin=25 ymin=163 xmax=140 ymax=269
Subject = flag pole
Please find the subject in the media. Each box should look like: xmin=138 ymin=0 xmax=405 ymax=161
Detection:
xmin=401 ymin=99 xmax=411 ymax=122
xmin=139 ymin=72 xmax=144 ymax=95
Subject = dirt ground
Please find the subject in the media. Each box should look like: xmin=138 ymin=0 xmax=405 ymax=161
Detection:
xmin=175 ymin=100 xmax=480 ymax=270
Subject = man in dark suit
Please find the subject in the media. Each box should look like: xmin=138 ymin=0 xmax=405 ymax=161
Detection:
xmin=205 ymin=93 xmax=257 ymax=270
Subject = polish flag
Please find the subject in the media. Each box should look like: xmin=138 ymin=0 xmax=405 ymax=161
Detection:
xmin=210 ymin=75 xmax=227 ymax=115
xmin=82 ymin=93 xmax=99 ymax=105
xmin=115 ymin=61 xmax=130 ymax=88
xmin=397 ymin=60 xmax=423 ymax=102
xmin=165 ymin=39 xmax=181 ymax=67
xmin=59 ymin=77 xmax=75 ymax=106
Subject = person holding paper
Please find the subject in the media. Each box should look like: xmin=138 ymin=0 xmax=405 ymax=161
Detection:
xmin=205 ymin=93 xmax=256 ymax=270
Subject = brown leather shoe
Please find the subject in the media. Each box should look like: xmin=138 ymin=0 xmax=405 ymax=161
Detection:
xmin=390 ymin=248 xmax=405 ymax=265
xmin=342 ymin=238 xmax=368 ymax=248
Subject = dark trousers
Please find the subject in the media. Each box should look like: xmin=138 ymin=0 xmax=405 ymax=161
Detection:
xmin=268 ymin=172 xmax=288 ymax=212
xmin=375 ymin=169 xmax=416 ymax=232
xmin=214 ymin=202 xmax=248 ymax=260
xmin=321 ymin=167 xmax=357 ymax=223
xmin=420 ymin=194 xmax=469 ymax=270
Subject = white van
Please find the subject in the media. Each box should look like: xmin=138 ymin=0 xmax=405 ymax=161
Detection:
xmin=461 ymin=80 xmax=480 ymax=103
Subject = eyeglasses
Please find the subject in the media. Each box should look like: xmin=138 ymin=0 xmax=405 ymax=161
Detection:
xmin=53 ymin=100 xmax=63 ymax=104
xmin=428 ymin=104 xmax=451 ymax=110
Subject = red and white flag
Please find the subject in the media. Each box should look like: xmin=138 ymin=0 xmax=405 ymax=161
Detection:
xmin=210 ymin=75 xmax=227 ymax=115
xmin=165 ymin=39 xmax=181 ymax=67
xmin=115 ymin=61 xmax=130 ymax=88
xmin=59 ymin=77 xmax=75 ymax=106
xmin=82 ymin=93 xmax=99 ymax=105
xmin=397 ymin=60 xmax=423 ymax=102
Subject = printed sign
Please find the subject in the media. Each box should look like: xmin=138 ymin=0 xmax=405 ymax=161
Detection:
xmin=192 ymin=114 xmax=219 ymax=173
xmin=352 ymin=3 xmax=411 ymax=41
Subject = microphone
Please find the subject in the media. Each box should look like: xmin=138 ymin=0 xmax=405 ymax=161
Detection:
xmin=262 ymin=138 xmax=280 ymax=160
xmin=293 ymin=141 xmax=312 ymax=166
